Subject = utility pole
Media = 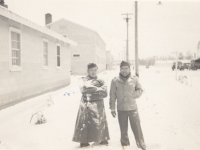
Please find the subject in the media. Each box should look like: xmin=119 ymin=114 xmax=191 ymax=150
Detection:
xmin=134 ymin=1 xmax=161 ymax=77
xmin=122 ymin=13 xmax=133 ymax=62
xmin=135 ymin=1 xmax=139 ymax=77
xmin=123 ymin=48 xmax=125 ymax=61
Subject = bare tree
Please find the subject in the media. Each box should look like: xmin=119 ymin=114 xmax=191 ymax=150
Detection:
xmin=178 ymin=52 xmax=184 ymax=60
xmin=185 ymin=51 xmax=193 ymax=60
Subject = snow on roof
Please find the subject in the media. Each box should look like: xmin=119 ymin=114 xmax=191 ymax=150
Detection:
xmin=46 ymin=18 xmax=106 ymax=45
xmin=0 ymin=6 xmax=77 ymax=46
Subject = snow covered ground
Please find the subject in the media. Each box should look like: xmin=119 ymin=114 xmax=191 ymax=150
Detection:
xmin=0 ymin=67 xmax=200 ymax=150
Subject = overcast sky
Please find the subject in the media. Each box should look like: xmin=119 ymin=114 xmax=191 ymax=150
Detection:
xmin=5 ymin=0 xmax=200 ymax=59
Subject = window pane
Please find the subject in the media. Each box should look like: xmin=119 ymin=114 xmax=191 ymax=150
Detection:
xmin=17 ymin=34 xmax=20 ymax=41
xmin=57 ymin=46 xmax=60 ymax=55
xmin=16 ymin=51 xmax=20 ymax=64
xmin=14 ymin=50 xmax=17 ymax=58
xmin=43 ymin=41 xmax=47 ymax=48
xmin=11 ymin=32 xmax=20 ymax=42
xmin=17 ymin=41 xmax=20 ymax=49
xmin=44 ymin=55 xmax=46 ymax=64
xmin=12 ymin=58 xmax=14 ymax=65
xmin=46 ymin=53 xmax=48 ymax=65
xmin=12 ymin=50 xmax=15 ymax=57
xmin=44 ymin=56 xmax=46 ymax=66
xmin=43 ymin=41 xmax=48 ymax=67
xmin=43 ymin=47 xmax=47 ymax=54
xmin=43 ymin=54 xmax=48 ymax=66
xmin=57 ymin=57 xmax=60 ymax=66
xmin=43 ymin=58 xmax=45 ymax=65
xmin=46 ymin=56 xmax=48 ymax=66
xmin=12 ymin=41 xmax=15 ymax=48
xmin=12 ymin=41 xmax=20 ymax=49
xmin=12 ymin=49 xmax=21 ymax=65
xmin=43 ymin=45 xmax=46 ymax=50
xmin=11 ymin=32 xmax=17 ymax=41
xmin=16 ymin=58 xmax=19 ymax=66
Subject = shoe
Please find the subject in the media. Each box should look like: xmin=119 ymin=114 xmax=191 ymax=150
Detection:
xmin=80 ymin=143 xmax=90 ymax=147
xmin=100 ymin=140 xmax=108 ymax=145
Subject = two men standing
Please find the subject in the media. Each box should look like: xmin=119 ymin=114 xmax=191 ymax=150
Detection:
xmin=73 ymin=61 xmax=146 ymax=150
xmin=109 ymin=61 xmax=146 ymax=150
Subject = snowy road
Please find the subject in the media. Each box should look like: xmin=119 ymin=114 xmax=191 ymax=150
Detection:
xmin=0 ymin=67 xmax=200 ymax=150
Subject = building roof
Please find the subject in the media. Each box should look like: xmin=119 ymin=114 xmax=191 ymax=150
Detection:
xmin=0 ymin=6 xmax=77 ymax=46
xmin=46 ymin=18 xmax=106 ymax=45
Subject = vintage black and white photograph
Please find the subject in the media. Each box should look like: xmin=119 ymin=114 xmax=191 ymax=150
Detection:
xmin=0 ymin=0 xmax=200 ymax=150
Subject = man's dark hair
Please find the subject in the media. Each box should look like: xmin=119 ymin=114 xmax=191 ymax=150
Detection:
xmin=87 ymin=63 xmax=98 ymax=70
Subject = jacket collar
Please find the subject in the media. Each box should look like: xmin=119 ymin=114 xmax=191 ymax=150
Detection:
xmin=117 ymin=73 xmax=132 ymax=83
xmin=117 ymin=76 xmax=124 ymax=83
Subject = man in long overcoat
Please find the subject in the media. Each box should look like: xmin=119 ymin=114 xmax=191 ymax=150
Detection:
xmin=73 ymin=63 xmax=110 ymax=147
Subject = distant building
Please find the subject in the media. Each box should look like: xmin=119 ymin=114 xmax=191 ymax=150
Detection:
xmin=0 ymin=6 xmax=76 ymax=106
xmin=46 ymin=18 xmax=106 ymax=75
xmin=106 ymin=51 xmax=113 ymax=70
xmin=197 ymin=41 xmax=200 ymax=59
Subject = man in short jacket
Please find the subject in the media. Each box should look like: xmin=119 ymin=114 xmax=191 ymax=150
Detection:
xmin=109 ymin=61 xmax=146 ymax=150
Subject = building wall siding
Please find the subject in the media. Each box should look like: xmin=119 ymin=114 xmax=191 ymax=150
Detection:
xmin=0 ymin=15 xmax=71 ymax=106
xmin=106 ymin=51 xmax=112 ymax=70
xmin=95 ymin=34 xmax=106 ymax=73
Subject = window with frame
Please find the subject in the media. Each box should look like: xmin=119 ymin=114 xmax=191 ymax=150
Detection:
xmin=57 ymin=45 xmax=61 ymax=67
xmin=43 ymin=40 xmax=48 ymax=67
xmin=11 ymin=31 xmax=21 ymax=67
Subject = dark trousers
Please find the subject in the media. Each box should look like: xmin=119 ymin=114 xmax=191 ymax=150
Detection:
xmin=118 ymin=110 xmax=146 ymax=150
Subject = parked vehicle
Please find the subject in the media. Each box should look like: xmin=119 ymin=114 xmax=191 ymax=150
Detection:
xmin=191 ymin=59 xmax=200 ymax=70
xmin=172 ymin=60 xmax=192 ymax=71
xmin=182 ymin=63 xmax=190 ymax=70
xmin=172 ymin=61 xmax=184 ymax=71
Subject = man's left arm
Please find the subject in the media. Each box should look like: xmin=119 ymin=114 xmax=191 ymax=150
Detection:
xmin=94 ymin=79 xmax=108 ymax=98
xmin=133 ymin=77 xmax=143 ymax=99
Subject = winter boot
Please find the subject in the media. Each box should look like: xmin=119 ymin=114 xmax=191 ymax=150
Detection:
xmin=80 ymin=143 xmax=90 ymax=147
xmin=100 ymin=140 xmax=108 ymax=145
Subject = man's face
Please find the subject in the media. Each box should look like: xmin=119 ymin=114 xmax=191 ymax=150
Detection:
xmin=88 ymin=67 xmax=98 ymax=77
xmin=120 ymin=66 xmax=130 ymax=76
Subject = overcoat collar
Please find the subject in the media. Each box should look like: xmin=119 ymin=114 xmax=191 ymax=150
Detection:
xmin=86 ymin=75 xmax=98 ymax=80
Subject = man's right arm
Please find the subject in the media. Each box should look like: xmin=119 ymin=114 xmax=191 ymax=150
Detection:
xmin=109 ymin=79 xmax=117 ymax=112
